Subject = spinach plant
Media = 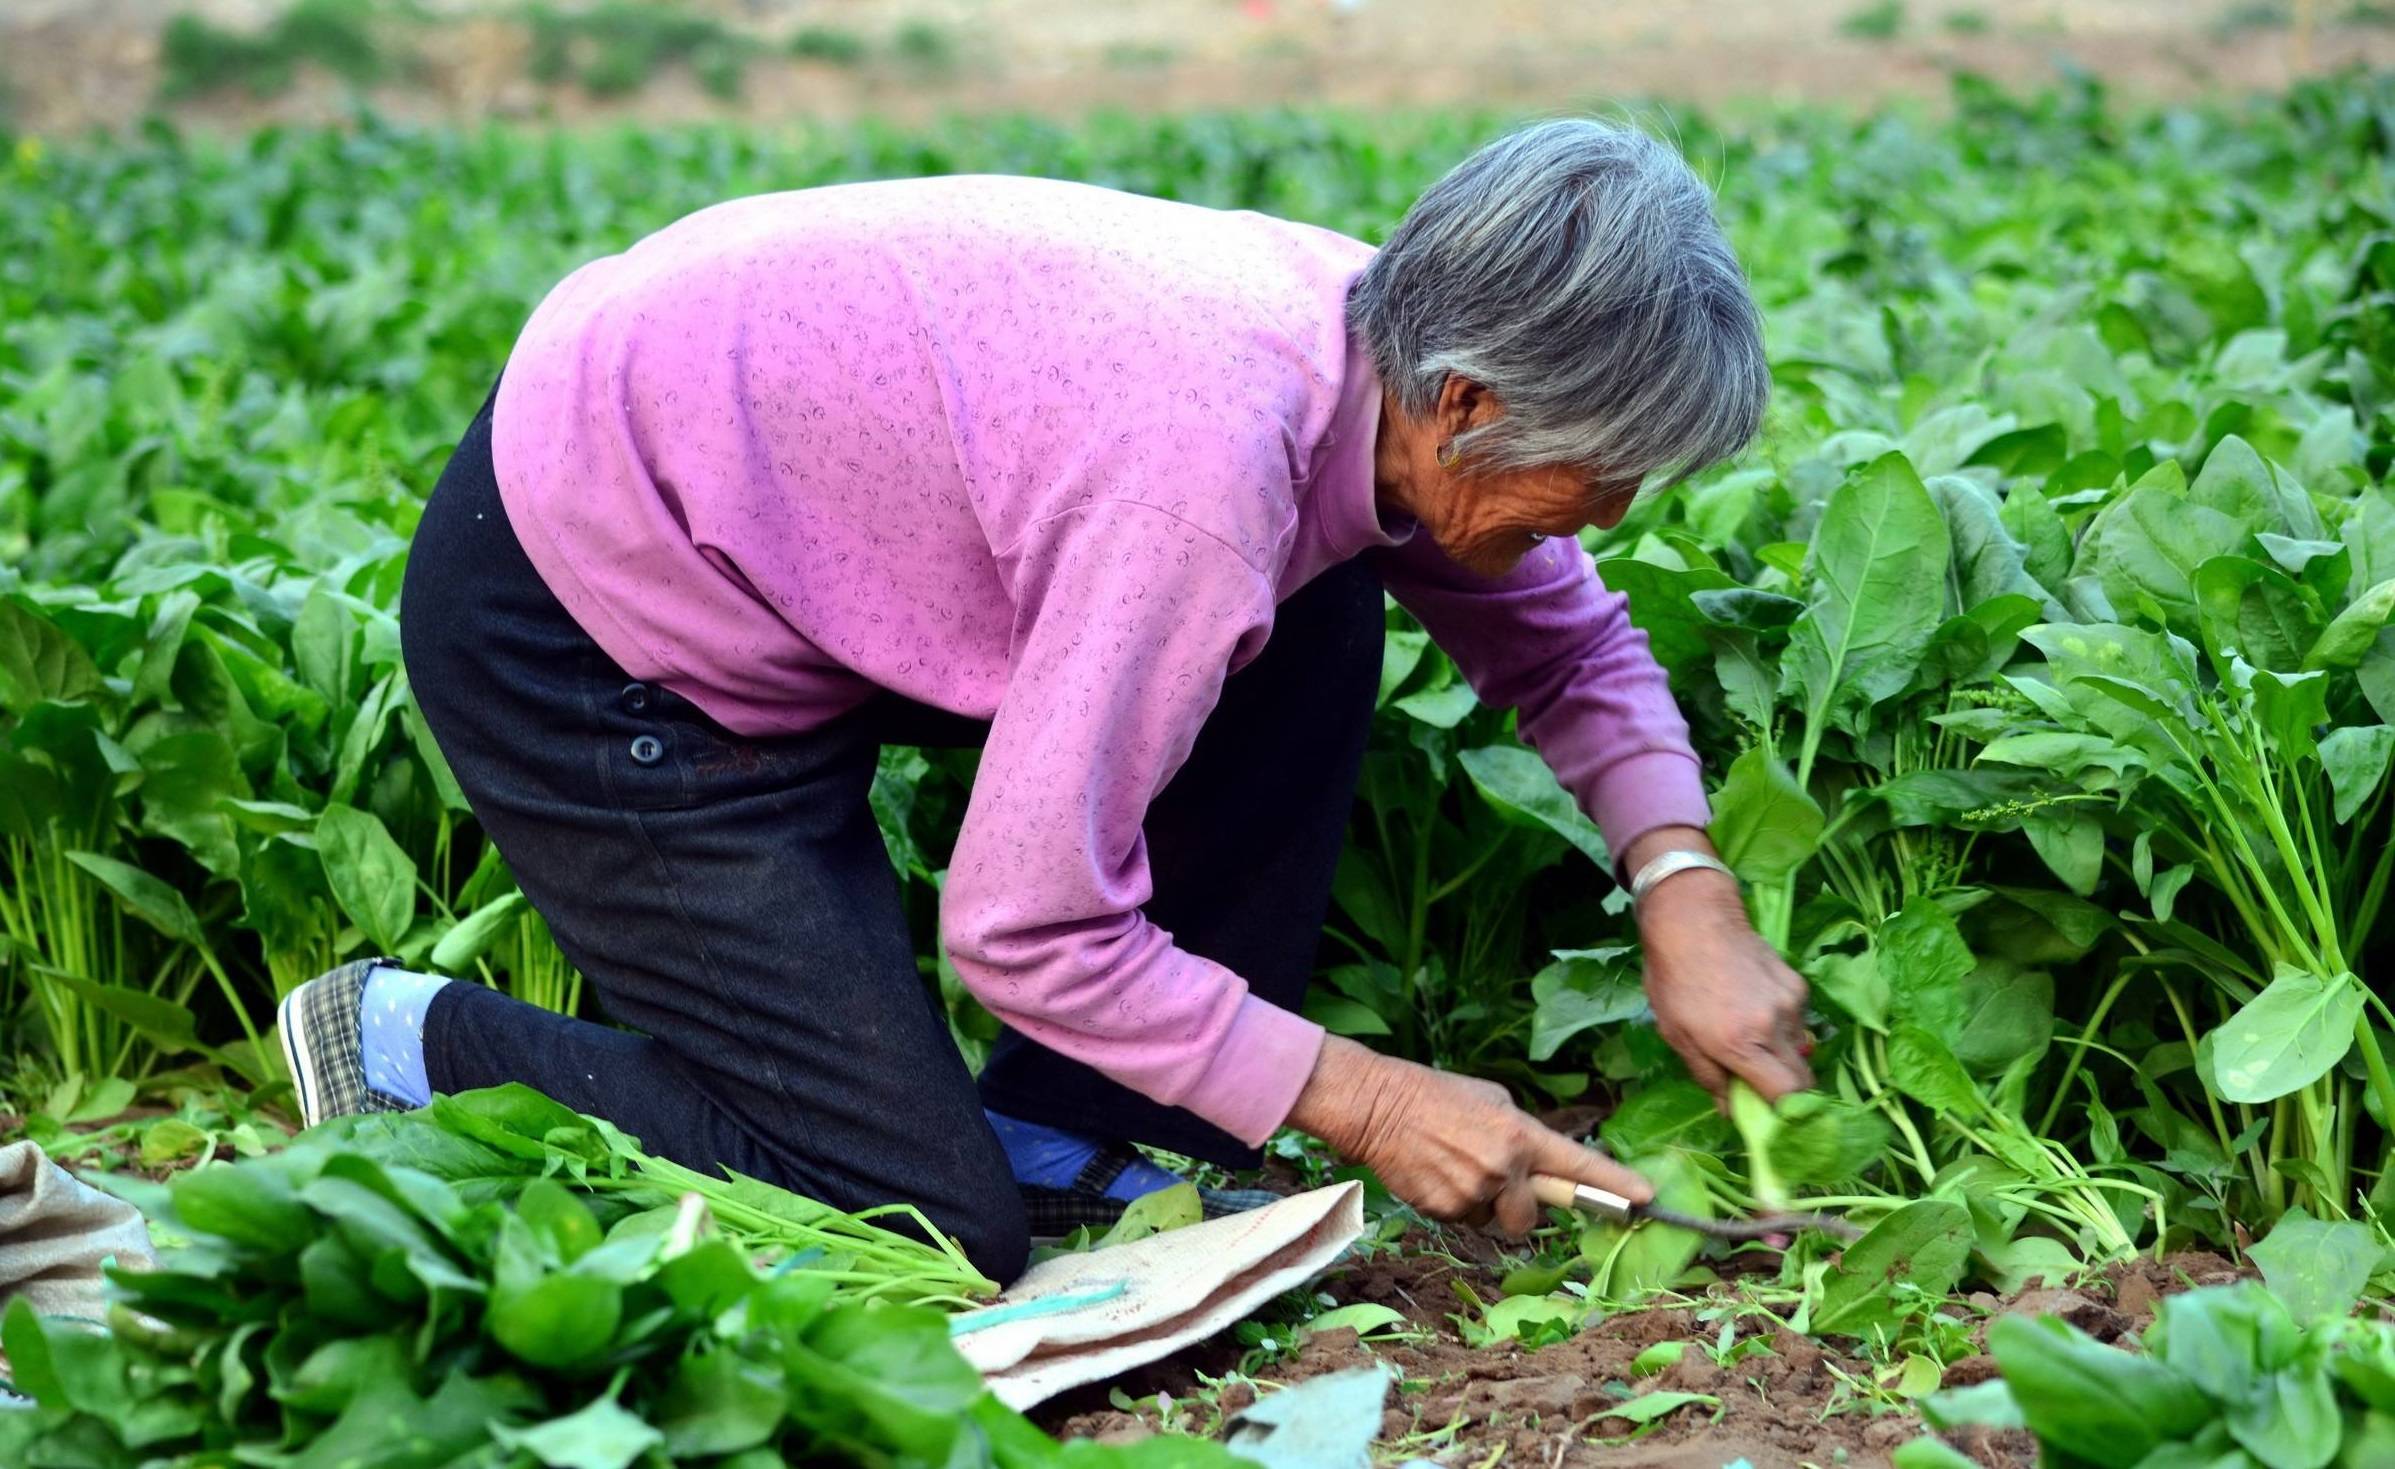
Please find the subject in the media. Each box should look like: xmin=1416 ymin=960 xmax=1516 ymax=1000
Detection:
xmin=1987 ymin=439 xmax=2395 ymax=1222
xmin=0 ymin=1089 xmax=1216 ymax=1469
xmin=1919 ymin=1212 xmax=2395 ymax=1468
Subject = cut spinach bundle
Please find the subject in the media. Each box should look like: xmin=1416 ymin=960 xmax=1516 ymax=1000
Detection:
xmin=0 ymin=1100 xmax=1220 ymax=1469
xmin=321 ymin=1083 xmax=999 ymax=1305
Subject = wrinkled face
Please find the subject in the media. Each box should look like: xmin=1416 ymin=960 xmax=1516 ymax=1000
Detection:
xmin=1376 ymin=377 xmax=1642 ymax=578
xmin=1417 ymin=459 xmax=1641 ymax=578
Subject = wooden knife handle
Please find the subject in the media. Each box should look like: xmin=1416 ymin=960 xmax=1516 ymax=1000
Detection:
xmin=1530 ymin=1174 xmax=1636 ymax=1221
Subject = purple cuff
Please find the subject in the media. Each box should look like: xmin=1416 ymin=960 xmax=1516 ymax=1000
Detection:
xmin=1177 ymin=994 xmax=1328 ymax=1147
xmin=1585 ymin=749 xmax=1712 ymax=867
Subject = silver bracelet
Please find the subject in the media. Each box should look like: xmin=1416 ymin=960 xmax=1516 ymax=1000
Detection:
xmin=1629 ymin=849 xmax=1738 ymax=905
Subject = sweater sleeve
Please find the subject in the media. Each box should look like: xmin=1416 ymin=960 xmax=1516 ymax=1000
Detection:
xmin=940 ymin=500 xmax=1328 ymax=1146
xmin=1378 ymin=533 xmax=1711 ymax=863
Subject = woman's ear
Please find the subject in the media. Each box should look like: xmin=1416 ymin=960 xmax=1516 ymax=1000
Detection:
xmin=1433 ymin=375 xmax=1499 ymax=447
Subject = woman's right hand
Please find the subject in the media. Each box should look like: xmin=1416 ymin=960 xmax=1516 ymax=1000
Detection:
xmin=1288 ymin=1035 xmax=1653 ymax=1235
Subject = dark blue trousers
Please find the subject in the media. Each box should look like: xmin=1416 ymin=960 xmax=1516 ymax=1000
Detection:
xmin=400 ymin=390 xmax=1382 ymax=1280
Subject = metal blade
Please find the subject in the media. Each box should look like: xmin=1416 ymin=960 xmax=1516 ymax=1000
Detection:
xmin=1635 ymin=1203 xmax=1862 ymax=1243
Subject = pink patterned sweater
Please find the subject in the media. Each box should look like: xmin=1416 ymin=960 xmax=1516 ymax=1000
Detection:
xmin=491 ymin=174 xmax=1708 ymax=1145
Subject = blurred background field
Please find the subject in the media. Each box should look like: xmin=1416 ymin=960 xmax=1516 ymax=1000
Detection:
xmin=7 ymin=0 xmax=2395 ymax=134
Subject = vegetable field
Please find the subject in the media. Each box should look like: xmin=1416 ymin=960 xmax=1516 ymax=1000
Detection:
xmin=6 ymin=71 xmax=2395 ymax=1467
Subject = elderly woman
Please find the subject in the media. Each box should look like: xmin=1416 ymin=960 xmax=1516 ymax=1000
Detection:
xmin=279 ymin=119 xmax=1810 ymax=1282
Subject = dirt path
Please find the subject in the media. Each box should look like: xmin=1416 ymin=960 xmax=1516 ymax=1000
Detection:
xmin=8 ymin=0 xmax=2395 ymax=135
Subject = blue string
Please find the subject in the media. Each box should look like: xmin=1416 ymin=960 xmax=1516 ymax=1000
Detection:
xmin=948 ymin=1279 xmax=1131 ymax=1336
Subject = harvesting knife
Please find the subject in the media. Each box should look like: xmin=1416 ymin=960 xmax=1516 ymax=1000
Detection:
xmin=1530 ymin=1174 xmax=1862 ymax=1243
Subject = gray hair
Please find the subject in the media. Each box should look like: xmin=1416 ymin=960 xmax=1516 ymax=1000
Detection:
xmin=1348 ymin=118 xmax=1767 ymax=488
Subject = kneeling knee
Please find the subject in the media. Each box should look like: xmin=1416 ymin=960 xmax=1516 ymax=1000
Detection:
xmin=936 ymin=1184 xmax=1029 ymax=1287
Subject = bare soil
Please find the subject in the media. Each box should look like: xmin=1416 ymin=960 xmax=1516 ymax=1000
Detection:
xmin=1034 ymin=1231 xmax=2252 ymax=1469
xmin=8 ymin=0 xmax=2395 ymax=137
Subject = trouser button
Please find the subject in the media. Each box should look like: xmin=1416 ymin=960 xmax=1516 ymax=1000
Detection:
xmin=621 ymin=682 xmax=651 ymax=712
xmin=629 ymin=734 xmax=665 ymax=766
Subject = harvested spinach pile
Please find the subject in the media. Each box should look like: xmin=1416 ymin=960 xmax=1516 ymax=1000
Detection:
xmin=0 ymin=1086 xmax=1184 ymax=1468
xmin=323 ymin=1084 xmax=1000 ymax=1306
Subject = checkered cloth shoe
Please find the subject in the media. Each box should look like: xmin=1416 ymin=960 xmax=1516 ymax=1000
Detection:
xmin=1022 ymin=1143 xmax=1285 ymax=1241
xmin=278 ymin=958 xmax=413 ymax=1129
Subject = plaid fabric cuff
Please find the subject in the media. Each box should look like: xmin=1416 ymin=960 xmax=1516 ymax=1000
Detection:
xmin=1020 ymin=1148 xmax=1286 ymax=1241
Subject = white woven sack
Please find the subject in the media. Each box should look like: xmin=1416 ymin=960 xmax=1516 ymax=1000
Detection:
xmin=953 ymin=1182 xmax=1366 ymax=1410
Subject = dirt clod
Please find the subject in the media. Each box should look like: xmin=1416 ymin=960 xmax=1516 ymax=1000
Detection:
xmin=1998 ymin=1289 xmax=2127 ymax=1341
xmin=1947 ymin=1424 xmax=2040 ymax=1466
xmin=1657 ymin=1354 xmax=1731 ymax=1395
xmin=2115 ymin=1272 xmax=2161 ymax=1324
xmin=2099 ymin=1251 xmax=2249 ymax=1333
xmin=1476 ymin=1371 xmax=1590 ymax=1419
xmin=1940 ymin=1354 xmax=2002 ymax=1389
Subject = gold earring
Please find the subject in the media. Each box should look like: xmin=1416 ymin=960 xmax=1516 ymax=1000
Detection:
xmin=1437 ymin=441 xmax=1459 ymax=469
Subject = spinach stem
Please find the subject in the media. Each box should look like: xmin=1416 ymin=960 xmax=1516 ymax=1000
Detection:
xmin=2039 ymin=966 xmax=2135 ymax=1138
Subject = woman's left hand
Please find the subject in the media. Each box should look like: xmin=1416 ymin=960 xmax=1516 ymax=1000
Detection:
xmin=1623 ymin=829 xmax=1813 ymax=1102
